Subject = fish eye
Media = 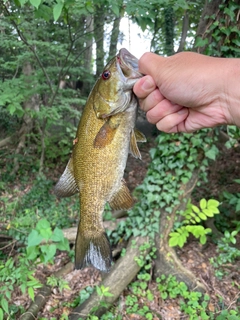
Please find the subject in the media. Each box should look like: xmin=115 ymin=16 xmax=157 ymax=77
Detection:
xmin=102 ymin=70 xmax=111 ymax=80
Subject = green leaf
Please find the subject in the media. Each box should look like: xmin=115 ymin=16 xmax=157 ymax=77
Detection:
xmin=0 ymin=297 xmax=9 ymax=314
xmin=200 ymin=235 xmax=207 ymax=245
xmin=41 ymin=244 xmax=56 ymax=262
xmin=27 ymin=246 xmax=40 ymax=260
xmin=169 ymin=234 xmax=180 ymax=247
xmin=205 ymin=145 xmax=218 ymax=160
xmin=192 ymin=205 xmax=200 ymax=214
xmin=36 ymin=218 xmax=50 ymax=230
xmin=27 ymin=230 xmax=43 ymax=247
xmin=195 ymin=37 xmax=208 ymax=47
xmin=96 ymin=286 xmax=102 ymax=296
xmin=56 ymin=238 xmax=70 ymax=251
xmin=28 ymin=287 xmax=35 ymax=300
xmin=0 ymin=308 xmax=3 ymax=320
xmin=200 ymin=199 xmax=207 ymax=210
xmin=30 ymin=0 xmax=41 ymax=9
xmin=111 ymin=3 xmax=119 ymax=16
xmin=202 ymin=208 xmax=214 ymax=217
xmin=51 ymin=227 xmax=64 ymax=242
xmin=198 ymin=212 xmax=207 ymax=220
xmin=53 ymin=2 xmax=64 ymax=21
xmin=161 ymin=291 xmax=168 ymax=299
xmin=207 ymin=199 xmax=220 ymax=207
xmin=207 ymin=206 xmax=219 ymax=214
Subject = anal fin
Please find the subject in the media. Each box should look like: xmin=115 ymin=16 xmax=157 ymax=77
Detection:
xmin=54 ymin=157 xmax=78 ymax=197
xmin=109 ymin=181 xmax=134 ymax=210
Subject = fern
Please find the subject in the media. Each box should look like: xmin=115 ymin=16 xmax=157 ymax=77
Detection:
xmin=169 ymin=199 xmax=220 ymax=247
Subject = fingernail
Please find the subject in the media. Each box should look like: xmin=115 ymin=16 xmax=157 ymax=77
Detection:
xmin=178 ymin=108 xmax=188 ymax=115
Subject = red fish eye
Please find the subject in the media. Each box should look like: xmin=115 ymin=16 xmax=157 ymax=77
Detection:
xmin=102 ymin=70 xmax=111 ymax=80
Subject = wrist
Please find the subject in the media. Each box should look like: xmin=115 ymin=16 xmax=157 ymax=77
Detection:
xmin=222 ymin=58 xmax=240 ymax=127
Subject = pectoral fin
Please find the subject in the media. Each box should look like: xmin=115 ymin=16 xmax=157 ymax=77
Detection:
xmin=129 ymin=129 xmax=140 ymax=159
xmin=109 ymin=180 xmax=134 ymax=210
xmin=134 ymin=128 xmax=147 ymax=143
xmin=54 ymin=157 xmax=78 ymax=197
xmin=94 ymin=116 xmax=122 ymax=148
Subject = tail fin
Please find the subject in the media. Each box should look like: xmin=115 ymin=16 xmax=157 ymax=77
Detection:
xmin=75 ymin=231 xmax=112 ymax=272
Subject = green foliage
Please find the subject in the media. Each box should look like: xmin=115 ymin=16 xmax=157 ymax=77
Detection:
xmin=210 ymin=228 xmax=240 ymax=279
xmin=225 ymin=126 xmax=240 ymax=149
xmin=169 ymin=199 xmax=220 ymax=247
xmin=109 ymin=130 xmax=218 ymax=245
xmin=195 ymin=0 xmax=240 ymax=58
xmin=156 ymin=275 xmax=240 ymax=319
xmin=223 ymin=186 xmax=240 ymax=214
xmin=96 ymin=285 xmax=114 ymax=298
xmin=124 ymin=272 xmax=155 ymax=319
xmin=46 ymin=275 xmax=70 ymax=293
xmin=0 ymin=254 xmax=42 ymax=318
xmin=1 ymin=175 xmax=79 ymax=242
xmin=125 ymin=0 xmax=203 ymax=54
xmin=26 ymin=218 xmax=70 ymax=263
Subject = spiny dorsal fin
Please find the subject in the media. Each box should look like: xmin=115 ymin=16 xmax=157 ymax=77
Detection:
xmin=109 ymin=181 xmax=134 ymax=210
xmin=54 ymin=157 xmax=78 ymax=198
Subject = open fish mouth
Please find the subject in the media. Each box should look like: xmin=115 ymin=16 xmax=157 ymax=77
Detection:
xmin=117 ymin=48 xmax=143 ymax=79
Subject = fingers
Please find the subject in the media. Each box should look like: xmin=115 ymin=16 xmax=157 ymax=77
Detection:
xmin=154 ymin=108 xmax=189 ymax=133
xmin=146 ymin=100 xmax=183 ymax=124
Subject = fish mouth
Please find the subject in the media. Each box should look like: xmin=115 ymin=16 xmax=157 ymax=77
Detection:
xmin=117 ymin=48 xmax=143 ymax=79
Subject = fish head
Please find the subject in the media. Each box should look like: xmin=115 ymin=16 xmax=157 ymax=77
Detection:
xmin=93 ymin=48 xmax=143 ymax=119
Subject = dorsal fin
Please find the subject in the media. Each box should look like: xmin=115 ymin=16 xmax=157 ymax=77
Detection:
xmin=54 ymin=157 xmax=78 ymax=198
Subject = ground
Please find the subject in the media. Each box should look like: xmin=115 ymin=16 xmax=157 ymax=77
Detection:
xmin=2 ymin=134 xmax=240 ymax=319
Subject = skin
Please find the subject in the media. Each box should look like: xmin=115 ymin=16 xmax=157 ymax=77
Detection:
xmin=133 ymin=51 xmax=240 ymax=133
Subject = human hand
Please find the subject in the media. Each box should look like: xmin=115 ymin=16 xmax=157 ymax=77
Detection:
xmin=133 ymin=52 xmax=240 ymax=133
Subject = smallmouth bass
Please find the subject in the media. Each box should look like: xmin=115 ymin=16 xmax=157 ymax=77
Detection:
xmin=54 ymin=48 xmax=146 ymax=272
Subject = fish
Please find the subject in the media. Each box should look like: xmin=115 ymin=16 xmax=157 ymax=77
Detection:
xmin=54 ymin=48 xmax=146 ymax=272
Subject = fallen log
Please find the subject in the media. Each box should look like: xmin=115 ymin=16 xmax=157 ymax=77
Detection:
xmin=69 ymin=235 xmax=150 ymax=319
xmin=20 ymin=262 xmax=74 ymax=320
xmin=63 ymin=219 xmax=125 ymax=243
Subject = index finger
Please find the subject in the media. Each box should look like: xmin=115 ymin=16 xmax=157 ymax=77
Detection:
xmin=138 ymin=52 xmax=165 ymax=80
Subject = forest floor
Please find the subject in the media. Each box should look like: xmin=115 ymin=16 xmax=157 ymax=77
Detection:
xmin=2 ymin=133 xmax=240 ymax=319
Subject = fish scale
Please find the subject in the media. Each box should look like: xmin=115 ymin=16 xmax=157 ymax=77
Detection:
xmin=54 ymin=48 xmax=146 ymax=272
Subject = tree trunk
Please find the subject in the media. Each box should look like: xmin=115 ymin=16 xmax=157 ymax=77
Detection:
xmin=177 ymin=11 xmax=189 ymax=53
xmin=12 ymin=61 xmax=40 ymax=175
xmin=108 ymin=15 xmax=122 ymax=59
xmin=164 ymin=5 xmax=175 ymax=56
xmin=94 ymin=5 xmax=105 ymax=77
xmin=154 ymin=170 xmax=206 ymax=292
